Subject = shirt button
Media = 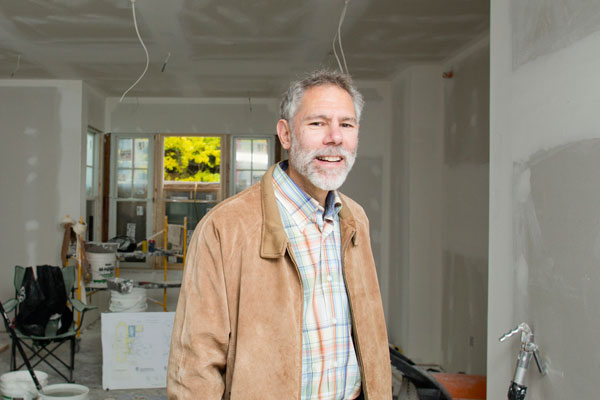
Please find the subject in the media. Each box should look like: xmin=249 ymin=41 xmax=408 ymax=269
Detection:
xmin=332 ymin=318 xmax=337 ymax=324
xmin=333 ymin=361 xmax=338 ymax=368
xmin=327 ymin=275 xmax=332 ymax=281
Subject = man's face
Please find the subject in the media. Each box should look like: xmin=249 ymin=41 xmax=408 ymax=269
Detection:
xmin=282 ymin=85 xmax=359 ymax=195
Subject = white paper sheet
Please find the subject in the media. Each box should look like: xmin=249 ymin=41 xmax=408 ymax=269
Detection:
xmin=101 ymin=312 xmax=175 ymax=390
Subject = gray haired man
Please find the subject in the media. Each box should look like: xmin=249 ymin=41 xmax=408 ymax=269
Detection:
xmin=168 ymin=70 xmax=391 ymax=399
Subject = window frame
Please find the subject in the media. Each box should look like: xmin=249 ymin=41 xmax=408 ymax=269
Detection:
xmin=108 ymin=133 xmax=155 ymax=256
xmin=229 ymin=135 xmax=275 ymax=196
xmin=85 ymin=126 xmax=102 ymax=241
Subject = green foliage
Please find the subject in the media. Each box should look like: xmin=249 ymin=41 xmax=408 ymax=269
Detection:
xmin=164 ymin=136 xmax=221 ymax=182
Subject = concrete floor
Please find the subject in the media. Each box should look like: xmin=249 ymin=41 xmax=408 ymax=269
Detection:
xmin=0 ymin=269 xmax=184 ymax=400
xmin=0 ymin=269 xmax=406 ymax=399
xmin=0 ymin=319 xmax=167 ymax=399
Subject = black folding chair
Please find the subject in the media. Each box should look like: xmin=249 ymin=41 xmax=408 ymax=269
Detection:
xmin=390 ymin=346 xmax=453 ymax=400
xmin=2 ymin=265 xmax=96 ymax=382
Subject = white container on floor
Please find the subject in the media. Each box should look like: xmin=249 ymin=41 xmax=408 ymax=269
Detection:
xmin=0 ymin=370 xmax=48 ymax=400
xmin=38 ymin=383 xmax=89 ymax=400
xmin=109 ymin=288 xmax=147 ymax=312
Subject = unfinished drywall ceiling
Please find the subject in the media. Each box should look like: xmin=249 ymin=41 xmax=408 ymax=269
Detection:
xmin=346 ymin=1 xmax=489 ymax=77
xmin=0 ymin=0 xmax=489 ymax=97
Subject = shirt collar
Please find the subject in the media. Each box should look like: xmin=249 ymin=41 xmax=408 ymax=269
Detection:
xmin=273 ymin=161 xmax=342 ymax=228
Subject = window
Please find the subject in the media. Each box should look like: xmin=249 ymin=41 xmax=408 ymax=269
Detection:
xmin=85 ymin=127 xmax=101 ymax=241
xmin=109 ymin=134 xmax=153 ymax=248
xmin=231 ymin=137 xmax=273 ymax=195
xmin=107 ymin=133 xmax=278 ymax=270
xmin=160 ymin=135 xmax=223 ymax=239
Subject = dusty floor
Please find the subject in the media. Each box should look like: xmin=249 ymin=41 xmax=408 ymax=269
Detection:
xmin=0 ymin=269 xmax=185 ymax=400
xmin=0 ymin=270 xmax=407 ymax=399
xmin=0 ymin=317 xmax=167 ymax=400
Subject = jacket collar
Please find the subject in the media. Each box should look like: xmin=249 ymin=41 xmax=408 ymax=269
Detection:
xmin=260 ymin=163 xmax=357 ymax=259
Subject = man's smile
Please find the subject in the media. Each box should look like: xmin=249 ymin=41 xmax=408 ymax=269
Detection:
xmin=316 ymin=156 xmax=343 ymax=163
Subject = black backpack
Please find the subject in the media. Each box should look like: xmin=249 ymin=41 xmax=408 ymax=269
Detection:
xmin=15 ymin=265 xmax=73 ymax=337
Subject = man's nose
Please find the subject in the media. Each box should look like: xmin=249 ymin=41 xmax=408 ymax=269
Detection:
xmin=324 ymin=123 xmax=343 ymax=145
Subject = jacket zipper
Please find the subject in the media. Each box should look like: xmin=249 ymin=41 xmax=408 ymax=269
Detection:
xmin=286 ymin=243 xmax=304 ymax=400
xmin=341 ymin=231 xmax=368 ymax=400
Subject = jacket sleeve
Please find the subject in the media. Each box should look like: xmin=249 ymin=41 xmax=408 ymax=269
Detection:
xmin=167 ymin=219 xmax=230 ymax=399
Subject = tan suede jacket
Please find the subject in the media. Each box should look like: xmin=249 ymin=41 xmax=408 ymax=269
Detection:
xmin=167 ymin=164 xmax=391 ymax=399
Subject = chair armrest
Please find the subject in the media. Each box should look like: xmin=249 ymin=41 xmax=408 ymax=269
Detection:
xmin=2 ymin=298 xmax=18 ymax=313
xmin=69 ymin=298 xmax=98 ymax=313
xmin=69 ymin=298 xmax=98 ymax=332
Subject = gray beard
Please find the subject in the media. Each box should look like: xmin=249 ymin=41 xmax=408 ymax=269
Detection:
xmin=289 ymin=137 xmax=356 ymax=191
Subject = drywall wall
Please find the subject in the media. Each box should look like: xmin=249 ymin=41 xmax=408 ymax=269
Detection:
xmin=105 ymin=97 xmax=280 ymax=135
xmin=389 ymin=66 xmax=444 ymax=365
xmin=513 ymin=140 xmax=600 ymax=399
xmin=389 ymin=70 xmax=410 ymax=355
xmin=83 ymin=83 xmax=106 ymax=132
xmin=0 ymin=80 xmax=84 ymax=302
xmin=339 ymin=81 xmax=392 ymax=319
xmin=511 ymin=0 xmax=600 ymax=67
xmin=441 ymin=37 xmax=489 ymax=375
xmin=489 ymin=0 xmax=600 ymax=397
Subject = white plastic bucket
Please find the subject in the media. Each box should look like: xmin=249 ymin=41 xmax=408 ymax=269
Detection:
xmin=87 ymin=252 xmax=116 ymax=286
xmin=0 ymin=370 xmax=48 ymax=400
xmin=39 ymin=383 xmax=89 ymax=400
xmin=109 ymin=288 xmax=147 ymax=312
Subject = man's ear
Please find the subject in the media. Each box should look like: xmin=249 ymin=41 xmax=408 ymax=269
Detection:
xmin=276 ymin=119 xmax=292 ymax=150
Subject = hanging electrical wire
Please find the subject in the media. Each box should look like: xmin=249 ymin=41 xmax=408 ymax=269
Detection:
xmin=332 ymin=0 xmax=350 ymax=74
xmin=338 ymin=0 xmax=350 ymax=74
xmin=332 ymin=31 xmax=342 ymax=73
xmin=161 ymin=52 xmax=171 ymax=72
xmin=119 ymin=0 xmax=149 ymax=102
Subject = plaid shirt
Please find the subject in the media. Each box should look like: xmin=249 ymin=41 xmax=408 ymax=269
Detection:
xmin=273 ymin=162 xmax=361 ymax=400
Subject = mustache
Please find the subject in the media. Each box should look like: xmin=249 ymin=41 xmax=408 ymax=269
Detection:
xmin=307 ymin=146 xmax=356 ymax=159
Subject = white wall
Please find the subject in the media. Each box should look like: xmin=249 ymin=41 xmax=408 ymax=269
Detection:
xmin=340 ymin=81 xmax=392 ymax=320
xmin=105 ymin=97 xmax=279 ymax=135
xmin=388 ymin=41 xmax=490 ymax=374
xmin=489 ymin=1 xmax=600 ymax=398
xmin=441 ymin=37 xmax=489 ymax=375
xmin=389 ymin=66 xmax=444 ymax=365
xmin=389 ymin=69 xmax=411 ymax=355
xmin=83 ymin=83 xmax=107 ymax=132
xmin=0 ymin=80 xmax=85 ymax=302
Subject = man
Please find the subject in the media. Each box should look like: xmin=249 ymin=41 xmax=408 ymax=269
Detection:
xmin=167 ymin=70 xmax=391 ymax=399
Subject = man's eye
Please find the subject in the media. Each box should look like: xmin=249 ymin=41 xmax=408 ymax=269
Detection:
xmin=341 ymin=123 xmax=354 ymax=128
xmin=309 ymin=121 xmax=324 ymax=126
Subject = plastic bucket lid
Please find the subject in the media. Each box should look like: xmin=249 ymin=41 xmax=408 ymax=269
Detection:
xmin=39 ymin=383 xmax=89 ymax=400
xmin=0 ymin=370 xmax=48 ymax=399
xmin=109 ymin=288 xmax=147 ymax=312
